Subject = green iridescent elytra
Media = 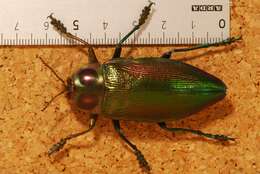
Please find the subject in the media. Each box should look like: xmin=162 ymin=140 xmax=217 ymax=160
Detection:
xmin=72 ymin=57 xmax=226 ymax=122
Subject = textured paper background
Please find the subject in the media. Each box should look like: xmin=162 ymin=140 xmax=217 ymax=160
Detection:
xmin=0 ymin=1 xmax=259 ymax=173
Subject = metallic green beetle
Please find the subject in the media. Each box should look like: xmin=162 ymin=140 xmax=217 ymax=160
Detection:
xmin=42 ymin=2 xmax=240 ymax=171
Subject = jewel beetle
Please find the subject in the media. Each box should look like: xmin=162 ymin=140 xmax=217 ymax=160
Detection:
xmin=40 ymin=2 xmax=241 ymax=171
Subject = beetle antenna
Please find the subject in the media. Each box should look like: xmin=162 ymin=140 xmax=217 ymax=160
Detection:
xmin=37 ymin=55 xmax=68 ymax=111
xmin=41 ymin=89 xmax=67 ymax=111
xmin=47 ymin=13 xmax=90 ymax=46
xmin=37 ymin=55 xmax=66 ymax=87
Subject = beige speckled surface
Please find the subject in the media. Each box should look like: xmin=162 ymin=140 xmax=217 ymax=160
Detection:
xmin=0 ymin=1 xmax=259 ymax=174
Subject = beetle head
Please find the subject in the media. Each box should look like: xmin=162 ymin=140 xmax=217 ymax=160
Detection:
xmin=38 ymin=55 xmax=104 ymax=112
xmin=67 ymin=64 xmax=104 ymax=111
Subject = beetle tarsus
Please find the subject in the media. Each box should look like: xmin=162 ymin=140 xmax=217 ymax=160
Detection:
xmin=161 ymin=35 xmax=242 ymax=58
xmin=158 ymin=122 xmax=235 ymax=142
xmin=138 ymin=1 xmax=155 ymax=26
xmin=47 ymin=13 xmax=68 ymax=34
xmin=47 ymin=115 xmax=97 ymax=156
xmin=47 ymin=13 xmax=54 ymax=20
xmin=222 ymin=36 xmax=241 ymax=45
xmin=212 ymin=134 xmax=235 ymax=141
xmin=47 ymin=13 xmax=91 ymax=46
xmin=200 ymin=131 xmax=235 ymax=141
xmin=48 ymin=138 xmax=67 ymax=156
xmin=112 ymin=120 xmax=151 ymax=171
xmin=135 ymin=149 xmax=151 ymax=171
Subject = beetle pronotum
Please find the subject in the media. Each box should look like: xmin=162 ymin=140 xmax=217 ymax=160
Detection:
xmin=39 ymin=2 xmax=241 ymax=171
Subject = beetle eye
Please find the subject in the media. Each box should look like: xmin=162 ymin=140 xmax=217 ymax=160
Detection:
xmin=77 ymin=93 xmax=99 ymax=110
xmin=78 ymin=68 xmax=98 ymax=86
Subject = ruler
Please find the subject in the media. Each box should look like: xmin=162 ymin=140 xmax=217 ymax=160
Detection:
xmin=0 ymin=0 xmax=230 ymax=45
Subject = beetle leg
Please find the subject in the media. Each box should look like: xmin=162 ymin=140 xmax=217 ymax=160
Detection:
xmin=161 ymin=36 xmax=242 ymax=58
xmin=158 ymin=122 xmax=235 ymax=142
xmin=47 ymin=13 xmax=99 ymax=64
xmin=112 ymin=120 xmax=151 ymax=171
xmin=112 ymin=1 xmax=155 ymax=58
xmin=48 ymin=113 xmax=98 ymax=156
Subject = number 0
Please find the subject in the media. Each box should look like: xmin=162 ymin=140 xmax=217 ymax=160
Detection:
xmin=219 ymin=19 xmax=225 ymax=29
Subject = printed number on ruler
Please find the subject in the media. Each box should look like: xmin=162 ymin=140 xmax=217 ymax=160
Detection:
xmin=0 ymin=0 xmax=230 ymax=45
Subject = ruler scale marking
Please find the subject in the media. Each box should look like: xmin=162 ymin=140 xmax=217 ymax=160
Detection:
xmin=0 ymin=0 xmax=230 ymax=45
